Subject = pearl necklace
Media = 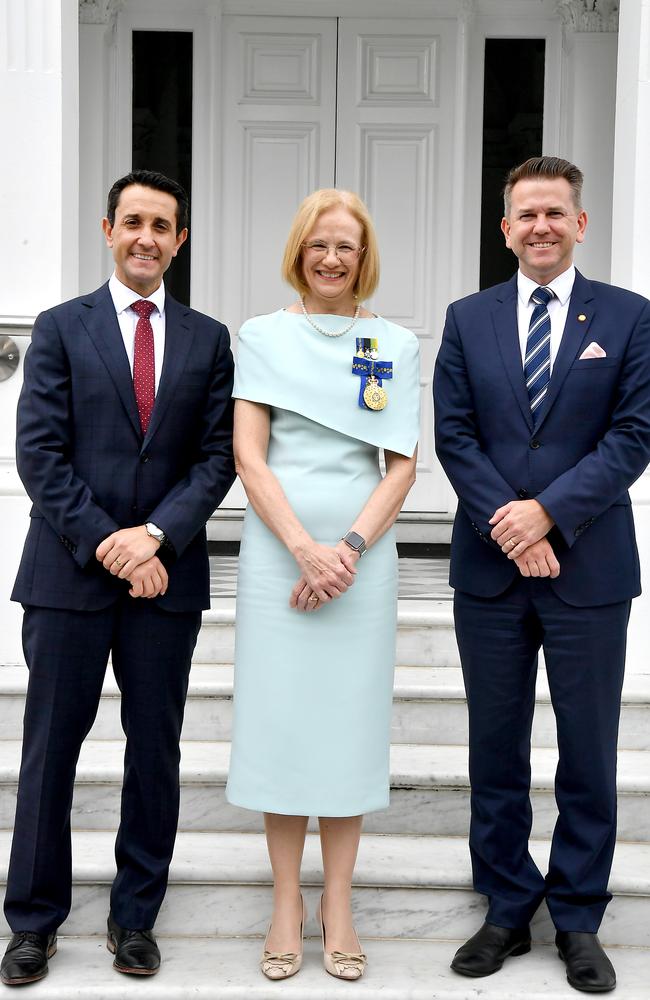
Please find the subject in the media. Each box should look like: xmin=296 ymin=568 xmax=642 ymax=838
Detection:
xmin=300 ymin=296 xmax=361 ymax=337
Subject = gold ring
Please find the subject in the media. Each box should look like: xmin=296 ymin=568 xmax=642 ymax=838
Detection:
xmin=115 ymin=558 xmax=123 ymax=567
xmin=308 ymin=595 xmax=319 ymax=603
xmin=508 ymin=539 xmax=516 ymax=549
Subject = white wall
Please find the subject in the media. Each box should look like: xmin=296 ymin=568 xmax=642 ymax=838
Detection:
xmin=0 ymin=0 xmax=79 ymax=664
xmin=562 ymin=32 xmax=618 ymax=282
xmin=611 ymin=0 xmax=650 ymax=678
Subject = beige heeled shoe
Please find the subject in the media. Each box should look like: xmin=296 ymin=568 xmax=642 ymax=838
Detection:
xmin=317 ymin=894 xmax=367 ymax=981
xmin=260 ymin=895 xmax=306 ymax=980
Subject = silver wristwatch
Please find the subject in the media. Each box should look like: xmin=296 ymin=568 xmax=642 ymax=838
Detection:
xmin=342 ymin=530 xmax=367 ymax=557
xmin=145 ymin=522 xmax=167 ymax=547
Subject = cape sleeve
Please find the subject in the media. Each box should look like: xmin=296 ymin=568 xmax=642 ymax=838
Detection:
xmin=234 ymin=311 xmax=420 ymax=457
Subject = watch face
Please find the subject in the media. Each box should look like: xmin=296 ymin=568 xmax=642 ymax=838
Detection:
xmin=345 ymin=531 xmax=365 ymax=551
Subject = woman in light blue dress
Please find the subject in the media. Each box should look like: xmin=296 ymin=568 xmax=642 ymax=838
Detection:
xmin=226 ymin=190 xmax=419 ymax=981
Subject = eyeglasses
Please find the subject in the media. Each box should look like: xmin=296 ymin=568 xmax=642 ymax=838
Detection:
xmin=301 ymin=241 xmax=365 ymax=262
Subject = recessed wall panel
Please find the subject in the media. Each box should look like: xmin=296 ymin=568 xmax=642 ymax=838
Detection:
xmin=360 ymin=35 xmax=438 ymax=104
xmin=242 ymin=124 xmax=317 ymax=318
xmin=361 ymin=125 xmax=434 ymax=330
xmin=242 ymin=33 xmax=320 ymax=103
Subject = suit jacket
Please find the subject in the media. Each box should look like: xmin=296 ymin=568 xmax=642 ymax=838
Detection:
xmin=12 ymin=282 xmax=235 ymax=612
xmin=433 ymin=270 xmax=650 ymax=607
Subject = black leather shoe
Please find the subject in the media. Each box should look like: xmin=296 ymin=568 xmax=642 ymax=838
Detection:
xmin=556 ymin=931 xmax=616 ymax=993
xmin=451 ymin=921 xmax=531 ymax=977
xmin=0 ymin=931 xmax=57 ymax=986
xmin=106 ymin=912 xmax=160 ymax=976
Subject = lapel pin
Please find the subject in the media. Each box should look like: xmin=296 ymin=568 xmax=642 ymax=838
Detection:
xmin=578 ymin=314 xmax=587 ymax=322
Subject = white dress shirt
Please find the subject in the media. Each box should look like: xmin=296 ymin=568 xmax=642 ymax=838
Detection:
xmin=108 ymin=273 xmax=166 ymax=392
xmin=516 ymin=265 xmax=575 ymax=372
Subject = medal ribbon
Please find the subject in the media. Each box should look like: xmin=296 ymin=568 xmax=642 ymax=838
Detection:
xmin=352 ymin=357 xmax=393 ymax=409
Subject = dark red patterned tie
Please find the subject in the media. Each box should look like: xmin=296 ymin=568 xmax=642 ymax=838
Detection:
xmin=132 ymin=299 xmax=156 ymax=434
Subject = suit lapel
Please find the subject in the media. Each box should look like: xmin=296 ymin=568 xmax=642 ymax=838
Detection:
xmin=80 ymin=283 xmax=142 ymax=439
xmin=491 ymin=275 xmax=534 ymax=432
xmin=144 ymin=293 xmax=195 ymax=445
xmin=533 ymin=270 xmax=595 ymax=430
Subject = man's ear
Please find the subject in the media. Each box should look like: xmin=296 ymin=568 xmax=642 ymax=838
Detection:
xmin=501 ymin=216 xmax=512 ymax=248
xmin=102 ymin=217 xmax=114 ymax=247
xmin=172 ymin=228 xmax=189 ymax=257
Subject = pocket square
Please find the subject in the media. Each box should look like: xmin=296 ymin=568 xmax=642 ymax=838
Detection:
xmin=579 ymin=342 xmax=606 ymax=360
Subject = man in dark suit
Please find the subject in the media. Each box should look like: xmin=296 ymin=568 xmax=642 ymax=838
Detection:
xmin=433 ymin=157 xmax=650 ymax=993
xmin=1 ymin=170 xmax=235 ymax=985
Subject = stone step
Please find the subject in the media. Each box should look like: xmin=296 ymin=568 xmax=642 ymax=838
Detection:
xmin=2 ymin=664 xmax=648 ymax=750
xmin=0 ymin=936 xmax=645 ymax=999
xmin=0 ymin=832 xmax=647 ymax=947
xmin=0 ymin=741 xmax=647 ymax=840
xmin=194 ymin=600 xmax=460 ymax=668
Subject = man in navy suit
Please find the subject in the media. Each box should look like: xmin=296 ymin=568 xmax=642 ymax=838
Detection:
xmin=1 ymin=171 xmax=235 ymax=985
xmin=434 ymin=157 xmax=650 ymax=993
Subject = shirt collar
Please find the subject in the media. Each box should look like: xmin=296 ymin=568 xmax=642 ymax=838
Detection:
xmin=517 ymin=264 xmax=575 ymax=308
xmin=108 ymin=273 xmax=166 ymax=317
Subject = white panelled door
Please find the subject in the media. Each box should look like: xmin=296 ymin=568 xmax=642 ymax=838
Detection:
xmin=221 ymin=15 xmax=457 ymax=513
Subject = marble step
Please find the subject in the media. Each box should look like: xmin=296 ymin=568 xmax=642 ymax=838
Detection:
xmin=2 ymin=664 xmax=648 ymax=750
xmin=0 ymin=936 xmax=646 ymax=999
xmin=0 ymin=831 xmax=648 ymax=947
xmin=0 ymin=740 xmax=647 ymax=840
xmin=194 ymin=599 xmax=460 ymax=668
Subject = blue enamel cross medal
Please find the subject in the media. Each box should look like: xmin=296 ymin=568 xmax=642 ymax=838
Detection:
xmin=352 ymin=338 xmax=393 ymax=411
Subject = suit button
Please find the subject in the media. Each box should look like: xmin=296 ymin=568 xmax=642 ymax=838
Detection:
xmin=140 ymin=455 xmax=149 ymax=464
xmin=530 ymin=439 xmax=541 ymax=450
xmin=517 ymin=489 xmax=529 ymax=499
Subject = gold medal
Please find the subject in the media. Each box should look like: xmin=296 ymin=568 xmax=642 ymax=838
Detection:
xmin=363 ymin=378 xmax=387 ymax=411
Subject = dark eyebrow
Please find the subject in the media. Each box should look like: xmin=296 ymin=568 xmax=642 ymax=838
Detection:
xmin=122 ymin=213 xmax=173 ymax=227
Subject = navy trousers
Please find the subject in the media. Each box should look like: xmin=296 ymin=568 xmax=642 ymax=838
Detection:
xmin=4 ymin=599 xmax=201 ymax=934
xmin=454 ymin=577 xmax=629 ymax=932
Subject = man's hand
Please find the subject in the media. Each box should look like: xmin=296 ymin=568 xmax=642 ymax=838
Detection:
xmin=96 ymin=525 xmax=160 ymax=578
xmin=513 ymin=538 xmax=560 ymax=579
xmin=489 ymin=499 xmax=554 ymax=558
xmin=126 ymin=556 xmax=169 ymax=598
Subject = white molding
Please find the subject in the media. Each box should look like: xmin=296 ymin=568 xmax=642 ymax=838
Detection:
xmin=0 ymin=318 xmax=35 ymax=330
xmin=1 ymin=0 xmax=61 ymax=73
xmin=79 ymin=0 xmax=126 ymax=25
xmin=556 ymin=1 xmax=619 ymax=34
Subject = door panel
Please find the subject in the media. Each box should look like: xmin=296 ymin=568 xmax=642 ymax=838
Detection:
xmin=220 ymin=15 xmax=337 ymax=508
xmin=221 ymin=16 xmax=337 ymax=337
xmin=336 ymin=19 xmax=457 ymax=511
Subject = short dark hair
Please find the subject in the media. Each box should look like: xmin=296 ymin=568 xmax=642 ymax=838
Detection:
xmin=106 ymin=170 xmax=189 ymax=233
xmin=503 ymin=156 xmax=584 ymax=216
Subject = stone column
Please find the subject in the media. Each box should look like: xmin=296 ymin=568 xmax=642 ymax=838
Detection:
xmin=557 ymin=1 xmax=619 ymax=282
xmin=610 ymin=0 xmax=650 ymax=675
xmin=0 ymin=0 xmax=79 ymax=662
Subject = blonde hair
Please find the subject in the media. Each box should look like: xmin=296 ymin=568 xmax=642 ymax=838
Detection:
xmin=281 ymin=189 xmax=380 ymax=301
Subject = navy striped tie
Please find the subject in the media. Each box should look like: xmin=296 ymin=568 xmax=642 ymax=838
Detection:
xmin=525 ymin=286 xmax=554 ymax=421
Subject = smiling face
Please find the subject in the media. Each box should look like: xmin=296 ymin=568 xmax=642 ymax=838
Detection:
xmin=501 ymin=177 xmax=587 ymax=286
xmin=102 ymin=184 xmax=188 ymax=297
xmin=301 ymin=206 xmax=364 ymax=313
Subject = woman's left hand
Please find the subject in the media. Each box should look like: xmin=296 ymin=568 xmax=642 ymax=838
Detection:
xmin=290 ymin=576 xmax=323 ymax=612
